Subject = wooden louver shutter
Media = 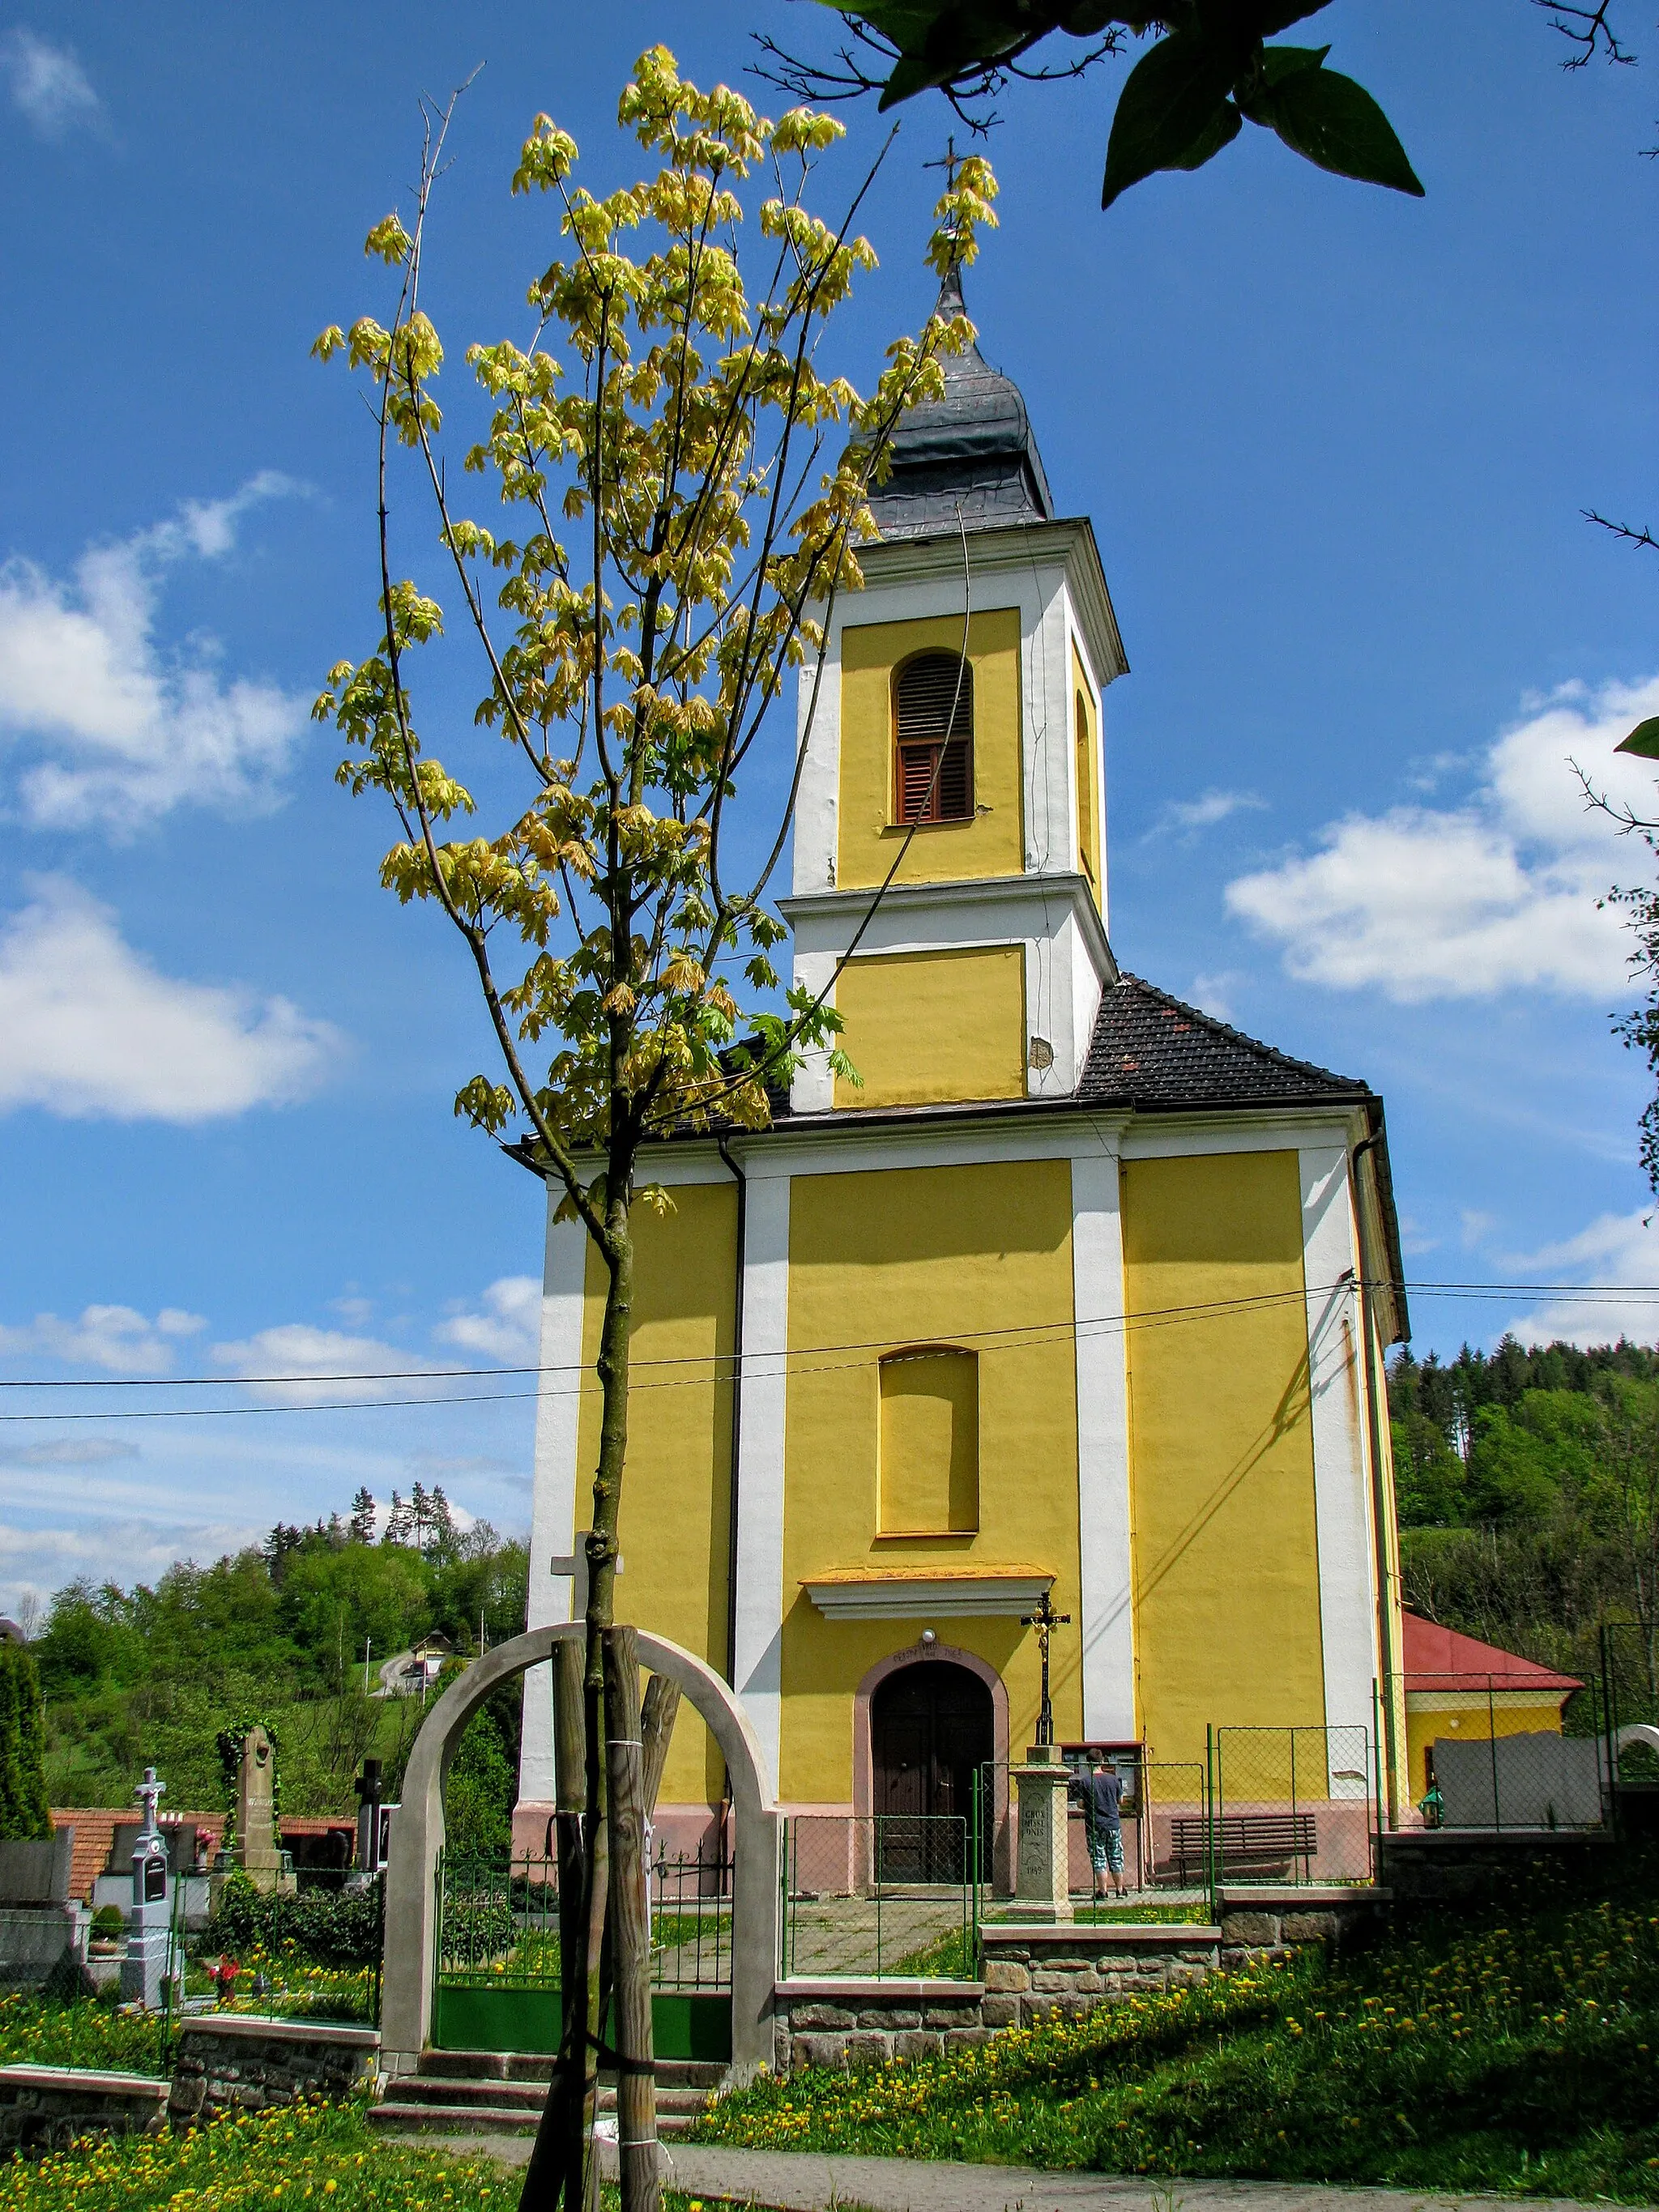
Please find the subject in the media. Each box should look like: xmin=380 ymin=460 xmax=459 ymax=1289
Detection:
xmin=894 ymin=652 xmax=974 ymax=825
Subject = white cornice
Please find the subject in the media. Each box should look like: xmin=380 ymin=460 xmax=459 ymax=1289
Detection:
xmin=804 ymin=1571 xmax=1053 ymax=1621
xmin=849 ymin=518 xmax=1128 ymax=689
xmin=781 ymin=871 xmax=1115 ymax=982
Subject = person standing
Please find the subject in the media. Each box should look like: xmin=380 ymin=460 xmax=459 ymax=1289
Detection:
xmin=1079 ymin=1754 xmax=1128 ymax=1902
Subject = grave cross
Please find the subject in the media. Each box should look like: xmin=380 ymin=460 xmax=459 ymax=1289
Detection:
xmin=134 ymin=1764 xmax=166 ymax=1842
xmin=1019 ymin=1589 xmax=1072 ymax=1748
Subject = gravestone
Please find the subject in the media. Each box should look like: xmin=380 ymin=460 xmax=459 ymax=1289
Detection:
xmin=215 ymin=1724 xmax=294 ymax=1898
xmin=120 ymin=1768 xmax=173 ymax=2009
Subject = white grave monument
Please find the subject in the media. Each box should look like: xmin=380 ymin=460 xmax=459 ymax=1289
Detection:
xmin=120 ymin=1767 xmax=173 ymax=2008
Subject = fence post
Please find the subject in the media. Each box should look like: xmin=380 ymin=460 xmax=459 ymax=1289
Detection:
xmin=1487 ymin=1676 xmax=1500 ymax=1831
xmin=1205 ymin=1724 xmax=1217 ymax=1920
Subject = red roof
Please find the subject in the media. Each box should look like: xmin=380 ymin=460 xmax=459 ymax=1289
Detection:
xmin=1401 ymin=1612 xmax=1582 ymax=1696
xmin=51 ymin=1809 xmax=356 ymax=1903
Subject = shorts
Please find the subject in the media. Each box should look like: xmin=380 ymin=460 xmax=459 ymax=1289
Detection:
xmin=1087 ymin=1825 xmax=1124 ymax=1877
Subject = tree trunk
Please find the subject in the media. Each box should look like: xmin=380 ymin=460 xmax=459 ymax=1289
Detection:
xmin=605 ymin=1627 xmax=659 ymax=2212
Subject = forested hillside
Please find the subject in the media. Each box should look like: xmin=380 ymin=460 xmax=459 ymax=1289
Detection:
xmin=1390 ymin=1337 xmax=1659 ymax=1684
xmin=31 ymin=1485 xmax=529 ymax=1843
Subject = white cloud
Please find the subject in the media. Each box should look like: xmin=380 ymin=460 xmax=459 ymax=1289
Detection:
xmin=0 ymin=876 xmax=339 ymax=1120
xmin=0 ymin=475 xmax=306 ymax=831
xmin=0 ymin=1302 xmax=203 ymax=1374
xmin=1504 ymin=1210 xmax=1659 ymax=1349
xmin=1225 ymin=677 xmax=1659 ymax=1003
xmin=210 ymin=1323 xmax=441 ymax=1408
xmin=0 ymin=29 xmax=99 ymax=139
xmin=1188 ymin=970 xmax=1244 ymax=1024
xmin=436 ymin=1277 xmax=541 ymax=1364
xmin=7 ymin=1437 xmax=139 ymax=1466
xmin=1150 ymin=788 xmax=1266 ymax=838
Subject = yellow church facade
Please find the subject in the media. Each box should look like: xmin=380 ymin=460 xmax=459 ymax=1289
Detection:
xmin=515 ymin=273 xmax=1410 ymax=1863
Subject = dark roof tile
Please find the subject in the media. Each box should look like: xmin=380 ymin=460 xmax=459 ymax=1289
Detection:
xmin=1077 ymin=974 xmax=1368 ymax=1110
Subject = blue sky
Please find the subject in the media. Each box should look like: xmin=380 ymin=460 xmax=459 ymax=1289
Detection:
xmin=1 ymin=0 xmax=1656 ymax=1615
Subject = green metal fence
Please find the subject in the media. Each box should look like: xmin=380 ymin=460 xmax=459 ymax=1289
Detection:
xmin=778 ymin=1813 xmax=979 ymax=1980
xmin=1209 ymin=1723 xmax=1374 ymax=1885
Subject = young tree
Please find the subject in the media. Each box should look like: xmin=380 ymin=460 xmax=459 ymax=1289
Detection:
xmin=313 ymin=48 xmax=990 ymax=2210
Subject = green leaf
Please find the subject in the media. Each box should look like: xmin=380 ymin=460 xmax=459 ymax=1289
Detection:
xmin=1616 ymin=718 xmax=1659 ymax=759
xmin=1260 ymin=41 xmax=1330 ymax=84
xmin=1260 ymin=64 xmax=1426 ymax=196
xmin=1102 ymin=33 xmax=1235 ymax=209
xmin=1168 ymin=100 xmax=1243 ymax=171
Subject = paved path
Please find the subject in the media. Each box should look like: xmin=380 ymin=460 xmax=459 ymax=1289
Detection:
xmin=416 ymin=2134 xmax=1612 ymax=2212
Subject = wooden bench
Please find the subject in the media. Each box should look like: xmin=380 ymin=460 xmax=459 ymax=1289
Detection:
xmin=1167 ymin=1812 xmax=1317 ymax=1883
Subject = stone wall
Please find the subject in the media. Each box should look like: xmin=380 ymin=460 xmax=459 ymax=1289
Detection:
xmin=769 ymin=1900 xmax=1388 ymax=2072
xmin=0 ymin=2064 xmax=167 ymax=2158
xmin=168 ymin=2016 xmax=380 ymax=2129
xmin=1378 ymin=1826 xmax=1610 ymax=1905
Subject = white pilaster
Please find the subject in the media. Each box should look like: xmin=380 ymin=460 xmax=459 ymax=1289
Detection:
xmin=1071 ymin=1148 xmax=1136 ymax=1741
xmin=1300 ymin=1144 xmax=1377 ymax=1785
xmin=731 ymin=1168 xmax=792 ymax=1801
xmin=518 ymin=1202 xmax=590 ymax=1807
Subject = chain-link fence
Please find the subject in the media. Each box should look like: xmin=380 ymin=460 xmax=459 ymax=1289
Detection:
xmin=1211 ymin=1724 xmax=1374 ymax=1884
xmin=778 ymin=1814 xmax=979 ymax=1979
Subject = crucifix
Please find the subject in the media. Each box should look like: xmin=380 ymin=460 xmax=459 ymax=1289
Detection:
xmin=134 ymin=1764 xmax=166 ymax=1842
xmin=923 ymin=137 xmax=967 ymax=273
xmin=1019 ymin=1589 xmax=1072 ymax=1748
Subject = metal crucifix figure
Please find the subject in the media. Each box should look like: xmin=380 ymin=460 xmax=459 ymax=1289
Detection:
xmin=1020 ymin=1588 xmax=1072 ymax=1747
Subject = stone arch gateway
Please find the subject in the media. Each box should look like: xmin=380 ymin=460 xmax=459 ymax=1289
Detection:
xmin=378 ymin=1623 xmax=779 ymax=2076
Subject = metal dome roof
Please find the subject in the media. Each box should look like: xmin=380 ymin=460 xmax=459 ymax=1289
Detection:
xmin=866 ymin=264 xmax=1056 ymax=542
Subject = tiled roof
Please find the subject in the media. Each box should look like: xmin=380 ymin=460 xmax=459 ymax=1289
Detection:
xmin=1401 ymin=1612 xmax=1583 ymax=1696
xmin=1077 ymin=974 xmax=1370 ymax=1110
xmin=51 ymin=1809 xmax=352 ymax=1901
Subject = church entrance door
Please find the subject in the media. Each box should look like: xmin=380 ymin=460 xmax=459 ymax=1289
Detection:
xmin=870 ymin=1660 xmax=992 ymax=1883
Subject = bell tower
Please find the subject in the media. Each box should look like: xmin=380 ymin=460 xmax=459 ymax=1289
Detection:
xmin=784 ymin=264 xmax=1128 ymax=1115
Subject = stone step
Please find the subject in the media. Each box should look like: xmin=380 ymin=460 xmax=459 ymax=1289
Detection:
xmin=370 ymin=2101 xmax=702 ymax=2138
xmin=412 ymin=2051 xmax=723 ymax=2091
xmin=385 ymin=2077 xmax=710 ymax=2116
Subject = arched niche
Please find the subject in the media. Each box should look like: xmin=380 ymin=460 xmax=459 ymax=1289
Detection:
xmin=379 ymin=1622 xmax=778 ymax=2077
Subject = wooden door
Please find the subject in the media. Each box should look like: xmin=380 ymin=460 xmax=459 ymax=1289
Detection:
xmin=871 ymin=1661 xmax=992 ymax=1882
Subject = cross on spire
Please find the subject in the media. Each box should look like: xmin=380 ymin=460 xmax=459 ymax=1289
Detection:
xmin=923 ymin=134 xmax=963 ymax=194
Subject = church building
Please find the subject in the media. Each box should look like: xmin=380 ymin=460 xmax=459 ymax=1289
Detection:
xmin=515 ymin=271 xmax=1411 ymax=1864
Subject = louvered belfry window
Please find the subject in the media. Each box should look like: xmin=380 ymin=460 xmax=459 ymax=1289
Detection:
xmin=894 ymin=651 xmax=974 ymax=825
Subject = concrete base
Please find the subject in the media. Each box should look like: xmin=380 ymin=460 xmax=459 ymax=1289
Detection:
xmin=1011 ymin=1751 xmax=1073 ymax=1924
xmin=0 ymin=2064 xmax=167 ymax=2158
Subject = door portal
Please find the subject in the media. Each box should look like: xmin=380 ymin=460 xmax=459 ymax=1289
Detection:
xmin=870 ymin=1660 xmax=993 ymax=1882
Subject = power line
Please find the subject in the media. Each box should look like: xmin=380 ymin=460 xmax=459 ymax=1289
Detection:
xmin=1 ymin=1274 xmax=1657 ymax=1425
xmin=0 ymin=1276 xmax=1656 ymax=1395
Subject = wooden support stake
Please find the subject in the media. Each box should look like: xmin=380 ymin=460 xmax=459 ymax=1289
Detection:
xmin=518 ymin=1640 xmax=589 ymax=2212
xmin=641 ymin=1673 xmax=681 ymax=1818
xmin=604 ymin=1626 xmax=658 ymax=2212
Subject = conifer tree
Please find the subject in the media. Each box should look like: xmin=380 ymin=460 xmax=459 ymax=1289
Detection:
xmin=0 ymin=1641 xmax=52 ymax=1843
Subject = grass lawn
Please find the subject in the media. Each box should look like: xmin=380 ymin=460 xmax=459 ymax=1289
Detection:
xmin=0 ymin=2099 xmax=708 ymax=2212
xmin=693 ymin=1849 xmax=1659 ymax=2201
xmin=0 ymin=1995 xmax=168 ymax=2077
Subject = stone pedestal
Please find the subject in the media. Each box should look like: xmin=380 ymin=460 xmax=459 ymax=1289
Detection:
xmin=119 ymin=1896 xmax=170 ymax=2009
xmin=1009 ymin=1746 xmax=1073 ymax=1924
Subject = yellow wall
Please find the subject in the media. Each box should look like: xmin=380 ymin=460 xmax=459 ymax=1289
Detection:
xmin=837 ymin=609 xmax=1025 ymax=889
xmin=1405 ymin=1698 xmax=1566 ymax=1799
xmin=1123 ymin=1150 xmax=1326 ymax=1768
xmin=576 ymin=1183 xmax=737 ymax=1808
xmin=780 ymin=1161 xmax=1081 ymax=1802
xmin=1071 ymin=643 xmax=1102 ymax=912
xmin=833 ymin=944 xmax=1026 ymax=1110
